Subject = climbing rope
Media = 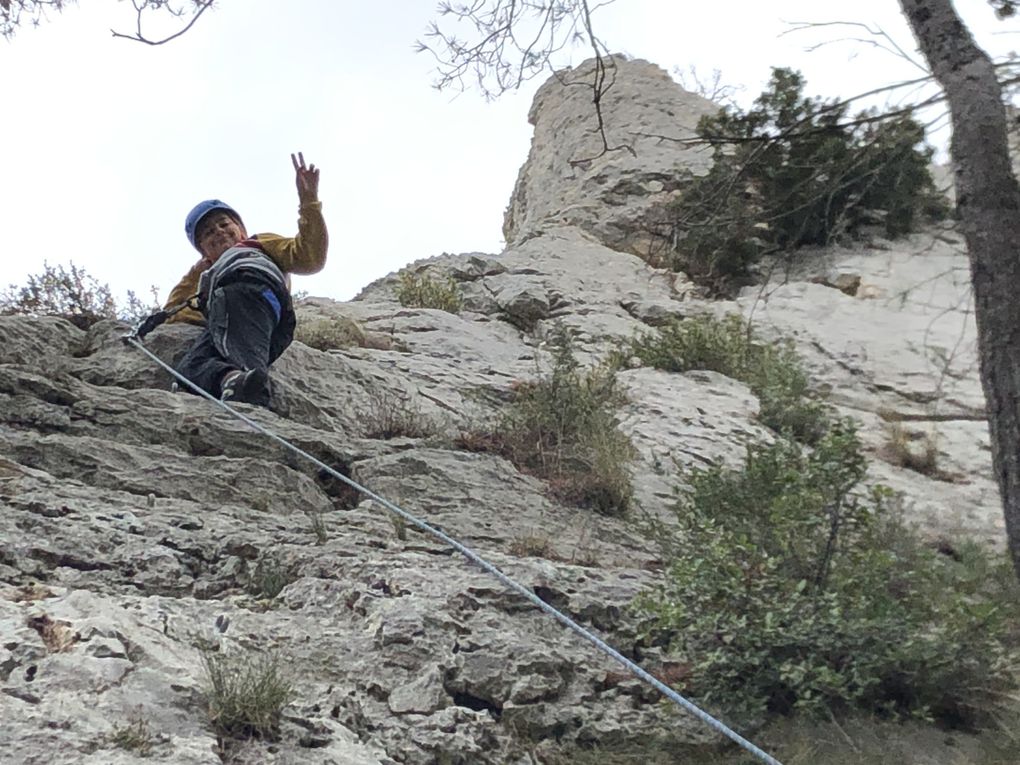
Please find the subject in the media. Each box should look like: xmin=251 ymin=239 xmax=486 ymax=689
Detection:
xmin=124 ymin=334 xmax=784 ymax=765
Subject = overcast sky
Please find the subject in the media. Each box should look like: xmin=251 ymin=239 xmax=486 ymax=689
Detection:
xmin=3 ymin=0 xmax=1014 ymax=305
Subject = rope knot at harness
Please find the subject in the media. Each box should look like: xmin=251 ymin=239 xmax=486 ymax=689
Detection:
xmin=123 ymin=295 xmax=201 ymax=342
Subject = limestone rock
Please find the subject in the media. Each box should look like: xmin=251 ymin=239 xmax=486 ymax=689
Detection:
xmin=504 ymin=56 xmax=719 ymax=257
xmin=737 ymin=234 xmax=998 ymax=544
xmin=0 ymin=50 xmax=1006 ymax=765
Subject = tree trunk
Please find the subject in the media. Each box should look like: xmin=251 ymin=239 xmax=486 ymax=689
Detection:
xmin=898 ymin=0 xmax=1020 ymax=578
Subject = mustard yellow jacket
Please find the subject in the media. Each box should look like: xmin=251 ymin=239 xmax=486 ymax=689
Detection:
xmin=165 ymin=201 xmax=328 ymax=325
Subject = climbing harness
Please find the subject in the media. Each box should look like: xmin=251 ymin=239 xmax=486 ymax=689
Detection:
xmin=123 ymin=333 xmax=784 ymax=765
xmin=127 ymin=253 xmax=292 ymax=373
xmin=195 ymin=246 xmax=288 ymax=315
xmin=126 ymin=246 xmax=288 ymax=343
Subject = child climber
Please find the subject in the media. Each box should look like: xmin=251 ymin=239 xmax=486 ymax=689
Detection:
xmin=164 ymin=152 xmax=328 ymax=407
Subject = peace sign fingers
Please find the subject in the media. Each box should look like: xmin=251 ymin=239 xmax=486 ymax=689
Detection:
xmin=291 ymin=151 xmax=320 ymax=204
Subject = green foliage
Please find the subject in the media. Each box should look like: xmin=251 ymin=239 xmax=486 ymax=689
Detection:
xmin=295 ymin=315 xmax=366 ymax=351
xmin=666 ymin=68 xmax=947 ymax=289
xmin=628 ymin=314 xmax=828 ymax=443
xmin=246 ymin=556 xmax=293 ymax=600
xmin=390 ymin=512 xmax=409 ymax=541
xmin=107 ymin=718 xmax=155 ymax=756
xmin=536 ymin=713 xmax=1020 ymax=765
xmin=465 ymin=331 xmax=634 ymax=515
xmin=883 ymin=422 xmax=941 ymax=477
xmin=0 ymin=261 xmax=159 ymax=329
xmin=307 ymin=510 xmax=329 ymax=545
xmin=359 ymin=388 xmax=441 ymax=440
xmin=395 ymin=270 xmax=463 ymax=313
xmin=640 ymin=423 xmax=1020 ymax=727
xmin=665 ymin=168 xmax=766 ymax=292
xmin=509 ymin=531 xmax=558 ymax=560
xmin=202 ymin=650 xmax=293 ymax=740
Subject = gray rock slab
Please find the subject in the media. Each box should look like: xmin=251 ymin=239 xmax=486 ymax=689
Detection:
xmin=0 ymin=51 xmax=1010 ymax=765
xmin=504 ymin=57 xmax=718 ymax=256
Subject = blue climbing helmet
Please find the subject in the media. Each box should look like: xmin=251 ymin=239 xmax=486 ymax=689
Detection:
xmin=185 ymin=199 xmax=243 ymax=250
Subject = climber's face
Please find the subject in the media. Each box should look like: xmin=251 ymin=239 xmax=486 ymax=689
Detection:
xmin=196 ymin=211 xmax=247 ymax=264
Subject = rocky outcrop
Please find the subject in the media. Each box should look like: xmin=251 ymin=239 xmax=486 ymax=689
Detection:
xmin=737 ymin=233 xmax=998 ymax=543
xmin=503 ymin=56 xmax=719 ymax=258
xmin=1 ymin=57 xmax=1001 ymax=765
xmin=0 ymin=306 xmax=709 ymax=764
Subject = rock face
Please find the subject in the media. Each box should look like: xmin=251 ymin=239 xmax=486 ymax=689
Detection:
xmin=503 ymin=56 xmax=719 ymax=258
xmin=0 ymin=57 xmax=1000 ymax=764
xmin=737 ymin=237 xmax=998 ymax=543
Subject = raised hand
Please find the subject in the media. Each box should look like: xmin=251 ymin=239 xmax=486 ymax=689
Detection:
xmin=291 ymin=152 xmax=320 ymax=205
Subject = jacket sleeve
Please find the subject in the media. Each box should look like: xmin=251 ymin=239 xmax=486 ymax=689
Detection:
xmin=256 ymin=201 xmax=328 ymax=275
xmin=164 ymin=260 xmax=208 ymax=326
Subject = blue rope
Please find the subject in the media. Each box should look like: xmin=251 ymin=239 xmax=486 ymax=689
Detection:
xmin=125 ymin=335 xmax=784 ymax=765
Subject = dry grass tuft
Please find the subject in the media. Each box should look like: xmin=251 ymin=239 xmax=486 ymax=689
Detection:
xmin=882 ymin=422 xmax=940 ymax=476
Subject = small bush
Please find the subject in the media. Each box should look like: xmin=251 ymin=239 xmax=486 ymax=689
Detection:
xmin=307 ymin=510 xmax=328 ymax=545
xmin=359 ymin=388 xmax=441 ymax=440
xmin=390 ymin=512 xmax=409 ymax=541
xmin=640 ymin=422 xmax=1020 ymax=727
xmin=882 ymin=422 xmax=940 ymax=476
xmin=663 ymin=68 xmax=948 ymax=290
xmin=538 ymin=714 xmax=1020 ymax=765
xmin=202 ymin=650 xmax=293 ymax=740
xmin=295 ymin=315 xmax=366 ymax=351
xmin=246 ymin=556 xmax=293 ymax=600
xmin=1 ymin=261 xmax=158 ymax=329
xmin=509 ymin=532 xmax=558 ymax=560
xmin=628 ymin=314 xmax=829 ymax=443
xmin=664 ymin=166 xmax=767 ymax=292
xmin=107 ymin=718 xmax=154 ymax=755
xmin=395 ymin=270 xmax=463 ymax=313
xmin=466 ymin=331 xmax=634 ymax=515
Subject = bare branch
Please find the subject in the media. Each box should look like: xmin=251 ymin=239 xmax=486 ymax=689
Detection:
xmin=566 ymin=1 xmax=635 ymax=165
xmin=673 ymin=65 xmax=743 ymax=107
xmin=417 ymin=0 xmax=618 ymax=98
xmin=419 ymin=1 xmax=628 ymax=164
xmin=2 ymin=0 xmax=213 ymax=43
xmin=628 ymin=65 xmax=1020 ymax=150
xmin=110 ymin=0 xmax=214 ymax=46
xmin=782 ymin=19 xmax=929 ymax=75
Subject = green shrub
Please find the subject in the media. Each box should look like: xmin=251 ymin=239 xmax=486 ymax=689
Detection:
xmin=752 ymin=341 xmax=829 ymax=444
xmin=0 ymin=261 xmax=158 ymax=328
xmin=295 ymin=315 xmax=366 ymax=351
xmin=390 ymin=512 xmax=408 ymax=541
xmin=883 ymin=422 xmax=941 ymax=477
xmin=395 ymin=270 xmax=463 ymax=313
xmin=640 ymin=422 xmax=1020 ymax=728
xmin=307 ymin=510 xmax=329 ymax=545
xmin=359 ymin=388 xmax=441 ymax=440
xmin=665 ymin=166 xmax=766 ymax=293
xmin=628 ymin=314 xmax=828 ymax=443
xmin=246 ymin=556 xmax=293 ymax=600
xmin=107 ymin=718 xmax=155 ymax=755
xmin=462 ymin=332 xmax=634 ymax=516
xmin=665 ymin=68 xmax=948 ymax=289
xmin=509 ymin=532 xmax=558 ymax=560
xmin=537 ymin=714 xmax=1020 ymax=765
xmin=202 ymin=650 xmax=293 ymax=740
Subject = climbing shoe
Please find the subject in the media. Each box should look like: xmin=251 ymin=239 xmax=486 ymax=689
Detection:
xmin=220 ymin=368 xmax=270 ymax=407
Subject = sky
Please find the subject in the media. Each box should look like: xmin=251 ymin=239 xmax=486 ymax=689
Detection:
xmin=3 ymin=0 xmax=1016 ymax=305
